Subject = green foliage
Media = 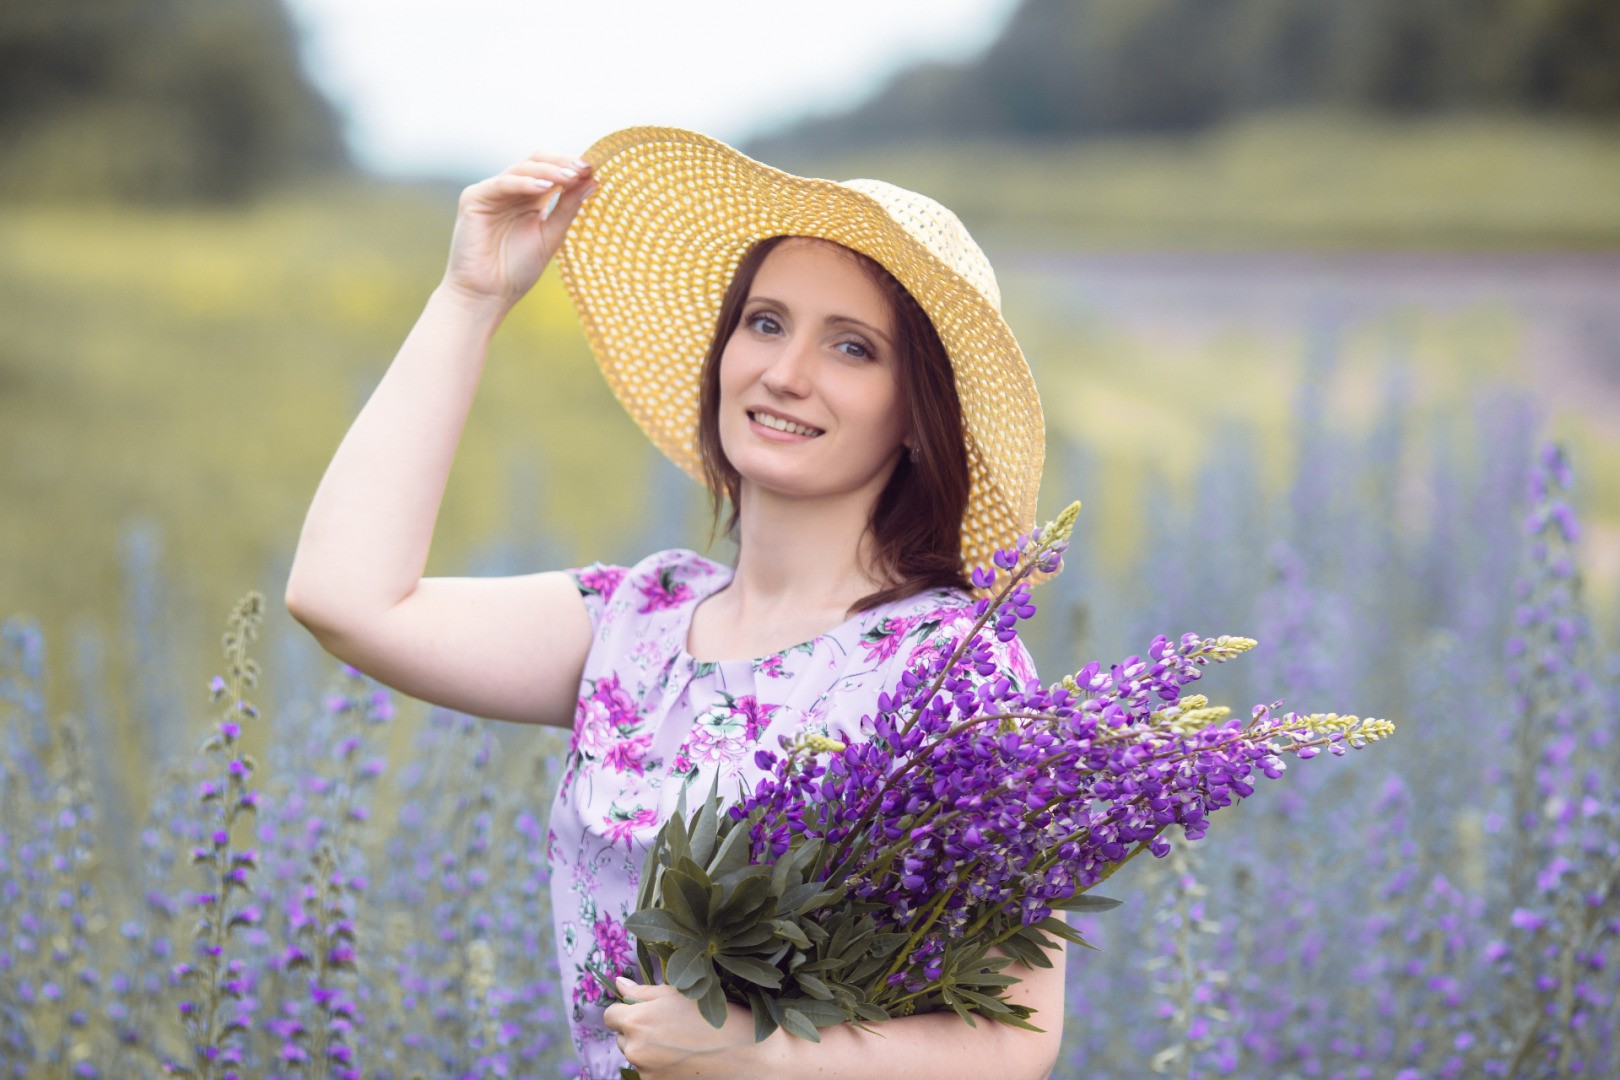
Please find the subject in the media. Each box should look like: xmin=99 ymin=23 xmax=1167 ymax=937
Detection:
xmin=0 ymin=0 xmax=346 ymax=202
xmin=750 ymin=0 xmax=1620 ymax=155
xmin=606 ymin=777 xmax=870 ymax=1041
xmin=603 ymin=775 xmax=1124 ymax=1074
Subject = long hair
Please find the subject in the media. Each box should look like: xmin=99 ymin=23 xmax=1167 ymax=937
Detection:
xmin=695 ymin=236 xmax=972 ymax=612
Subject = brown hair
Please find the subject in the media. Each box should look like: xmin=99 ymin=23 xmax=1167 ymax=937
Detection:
xmin=695 ymin=236 xmax=972 ymax=612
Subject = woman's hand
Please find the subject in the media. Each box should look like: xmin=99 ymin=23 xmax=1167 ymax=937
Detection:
xmin=440 ymin=150 xmax=596 ymax=315
xmin=604 ymin=976 xmax=761 ymax=1079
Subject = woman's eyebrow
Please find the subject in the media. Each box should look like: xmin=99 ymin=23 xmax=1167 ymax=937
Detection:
xmin=826 ymin=314 xmax=893 ymax=347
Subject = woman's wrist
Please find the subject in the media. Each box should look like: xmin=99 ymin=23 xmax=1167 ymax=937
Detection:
xmin=429 ymin=279 xmax=516 ymax=331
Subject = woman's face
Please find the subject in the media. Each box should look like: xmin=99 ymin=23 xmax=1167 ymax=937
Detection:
xmin=717 ymin=237 xmax=907 ymax=503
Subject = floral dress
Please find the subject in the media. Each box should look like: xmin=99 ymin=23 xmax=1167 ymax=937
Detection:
xmin=548 ymin=549 xmax=1037 ymax=1078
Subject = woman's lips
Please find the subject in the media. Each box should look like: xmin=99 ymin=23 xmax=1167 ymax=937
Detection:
xmin=747 ymin=410 xmax=824 ymax=439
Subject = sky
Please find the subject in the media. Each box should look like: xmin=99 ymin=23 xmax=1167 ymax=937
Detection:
xmin=283 ymin=0 xmax=1021 ymax=180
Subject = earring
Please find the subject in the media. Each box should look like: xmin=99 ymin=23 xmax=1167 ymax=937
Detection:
xmin=909 ymin=444 xmax=921 ymax=464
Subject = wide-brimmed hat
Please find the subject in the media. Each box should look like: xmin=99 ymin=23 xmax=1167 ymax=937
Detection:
xmin=557 ymin=125 xmax=1043 ymax=572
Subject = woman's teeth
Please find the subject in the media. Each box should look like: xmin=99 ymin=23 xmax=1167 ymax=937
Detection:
xmin=751 ymin=412 xmax=822 ymax=437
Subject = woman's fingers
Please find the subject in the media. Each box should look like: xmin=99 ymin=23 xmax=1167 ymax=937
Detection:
xmin=523 ymin=149 xmax=593 ymax=171
xmin=507 ymin=157 xmax=592 ymax=185
xmin=541 ymin=175 xmax=597 ymax=237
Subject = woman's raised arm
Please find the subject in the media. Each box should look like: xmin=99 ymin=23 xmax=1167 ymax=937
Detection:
xmin=284 ymin=152 xmax=597 ymax=727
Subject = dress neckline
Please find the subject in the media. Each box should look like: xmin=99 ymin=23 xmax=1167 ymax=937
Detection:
xmin=676 ymin=561 xmax=874 ymax=668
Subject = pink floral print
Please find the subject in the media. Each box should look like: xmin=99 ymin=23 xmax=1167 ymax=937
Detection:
xmin=549 ymin=550 xmax=1034 ymax=1079
xmin=636 ymin=566 xmax=695 ymax=613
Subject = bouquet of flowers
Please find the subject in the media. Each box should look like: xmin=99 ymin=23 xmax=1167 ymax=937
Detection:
xmin=599 ymin=502 xmax=1393 ymax=1069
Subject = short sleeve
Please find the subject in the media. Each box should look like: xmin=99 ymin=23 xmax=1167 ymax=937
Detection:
xmin=564 ymin=562 xmax=629 ymax=634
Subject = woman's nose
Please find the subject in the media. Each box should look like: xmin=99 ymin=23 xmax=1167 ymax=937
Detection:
xmin=759 ymin=336 xmax=814 ymax=398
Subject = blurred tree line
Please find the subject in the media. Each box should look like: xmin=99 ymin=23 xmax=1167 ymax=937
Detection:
xmin=0 ymin=0 xmax=345 ymax=202
xmin=753 ymin=0 xmax=1620 ymax=154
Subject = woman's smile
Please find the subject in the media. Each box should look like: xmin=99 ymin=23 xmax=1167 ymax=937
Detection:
xmin=746 ymin=407 xmax=824 ymax=439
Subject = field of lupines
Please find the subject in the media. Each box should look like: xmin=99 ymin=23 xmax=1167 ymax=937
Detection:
xmin=3 ymin=339 xmax=1617 ymax=1079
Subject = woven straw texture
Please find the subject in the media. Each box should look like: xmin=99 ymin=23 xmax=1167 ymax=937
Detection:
xmin=557 ymin=126 xmax=1044 ymax=573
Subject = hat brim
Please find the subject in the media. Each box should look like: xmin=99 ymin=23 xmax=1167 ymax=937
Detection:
xmin=557 ymin=125 xmax=1044 ymax=574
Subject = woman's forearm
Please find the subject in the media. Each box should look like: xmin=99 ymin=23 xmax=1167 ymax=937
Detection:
xmin=710 ymin=954 xmax=1063 ymax=1080
xmin=285 ymin=285 xmax=507 ymax=632
xmin=747 ymin=1004 xmax=1062 ymax=1080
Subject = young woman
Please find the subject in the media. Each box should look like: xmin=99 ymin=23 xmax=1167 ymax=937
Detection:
xmin=285 ymin=127 xmax=1055 ymax=1080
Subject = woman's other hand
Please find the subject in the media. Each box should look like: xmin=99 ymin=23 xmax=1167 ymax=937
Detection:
xmin=441 ymin=151 xmax=596 ymax=313
xmin=604 ymin=976 xmax=761 ymax=1080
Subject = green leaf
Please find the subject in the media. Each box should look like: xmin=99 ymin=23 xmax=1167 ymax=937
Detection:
xmin=660 ymin=871 xmax=701 ymax=930
xmin=868 ymin=932 xmax=909 ymax=958
xmin=665 ymin=945 xmax=712 ymax=992
xmin=748 ymin=989 xmax=779 ymax=1044
xmin=795 ymin=973 xmax=833 ymax=1000
xmin=1009 ymin=925 xmax=1058 ymax=967
xmin=665 ymin=797 xmax=690 ymax=865
xmin=789 ymin=838 xmax=823 ymax=879
xmin=777 ymin=1005 xmax=822 ymax=1042
xmin=621 ymin=1069 xmax=642 ymax=1080
xmin=799 ymin=918 xmax=830 ymax=946
xmin=673 ymin=856 xmax=713 ymax=891
xmin=690 ymin=772 xmax=722 ymax=868
xmin=953 ymin=969 xmax=1021 ymax=988
xmin=837 ymin=921 xmax=876 ymax=960
xmin=716 ymin=873 xmax=772 ymax=925
xmin=697 ymin=975 xmax=730 ymax=1029
xmin=715 ymin=952 xmax=785 ymax=988
xmin=762 ymin=990 xmax=790 ymax=1033
xmin=635 ymin=829 xmax=663 ymax=912
xmin=852 ymin=1001 xmax=890 ymax=1023
xmin=590 ymin=968 xmax=626 ymax=1004
xmin=624 ymin=909 xmax=702 ymax=946
xmin=787 ymin=997 xmax=848 ymax=1027
xmin=1052 ymin=891 xmax=1123 ymax=912
xmin=667 ymin=869 xmax=713 ymax=928
xmin=954 ymin=987 xmax=1014 ymax=1014
xmin=995 ymin=934 xmax=1044 ymax=969
xmin=941 ymin=987 xmax=978 ymax=1029
xmin=770 ymin=919 xmax=811 ymax=949
xmin=826 ymin=914 xmax=853 ymax=959
xmin=726 ymin=922 xmax=780 ymax=950
xmin=778 ymin=882 xmax=827 ymax=917
xmin=990 ymin=1011 xmax=1047 ymax=1034
xmin=1032 ymin=916 xmax=1088 ymax=946
xmin=636 ymin=937 xmax=657 ymax=985
xmin=715 ymin=864 xmax=774 ymax=899
xmin=708 ymin=818 xmax=752 ymax=880
xmin=845 ymin=956 xmax=886 ymax=986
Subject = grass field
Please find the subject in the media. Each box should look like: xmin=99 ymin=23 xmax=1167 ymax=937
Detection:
xmin=4 ymin=111 xmax=1619 ymax=707
xmin=767 ymin=110 xmax=1620 ymax=251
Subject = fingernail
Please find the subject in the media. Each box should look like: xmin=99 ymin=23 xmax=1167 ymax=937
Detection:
xmin=532 ymin=177 xmax=554 ymax=189
xmin=582 ymin=181 xmax=598 ymax=197
xmin=559 ymin=167 xmax=579 ymax=179
xmin=573 ymin=158 xmax=591 ymax=169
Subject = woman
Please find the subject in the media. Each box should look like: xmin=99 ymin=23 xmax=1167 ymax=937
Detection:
xmin=285 ymin=127 xmax=1057 ymax=1080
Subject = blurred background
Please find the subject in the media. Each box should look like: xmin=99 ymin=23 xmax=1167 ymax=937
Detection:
xmin=4 ymin=0 xmax=1617 ymax=666
xmin=4 ymin=2 xmax=1620 ymax=1075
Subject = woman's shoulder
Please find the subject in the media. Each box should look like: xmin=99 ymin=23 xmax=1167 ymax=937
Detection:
xmin=566 ymin=549 xmax=731 ymax=629
xmin=865 ymin=584 xmax=1039 ymax=689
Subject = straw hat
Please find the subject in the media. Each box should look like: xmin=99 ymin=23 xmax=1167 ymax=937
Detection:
xmin=557 ymin=125 xmax=1043 ymax=573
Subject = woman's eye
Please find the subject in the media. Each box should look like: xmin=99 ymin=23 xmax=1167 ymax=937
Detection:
xmin=748 ymin=312 xmax=782 ymax=335
xmin=838 ymin=339 xmax=874 ymax=360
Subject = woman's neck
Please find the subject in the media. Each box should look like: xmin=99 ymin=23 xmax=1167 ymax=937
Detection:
xmin=685 ymin=479 xmax=890 ymax=663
